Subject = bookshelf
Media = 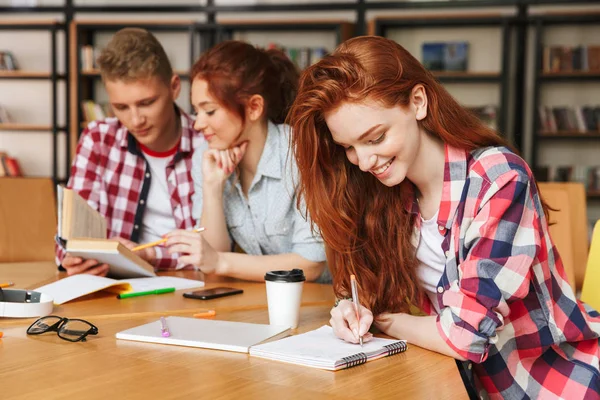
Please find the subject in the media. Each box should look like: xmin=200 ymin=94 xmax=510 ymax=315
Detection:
xmin=0 ymin=20 xmax=66 ymax=185
xmin=369 ymin=13 xmax=514 ymax=137
xmin=530 ymin=12 xmax=600 ymax=202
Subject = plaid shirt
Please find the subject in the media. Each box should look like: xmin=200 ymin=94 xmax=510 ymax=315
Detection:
xmin=412 ymin=145 xmax=600 ymax=399
xmin=55 ymin=108 xmax=203 ymax=270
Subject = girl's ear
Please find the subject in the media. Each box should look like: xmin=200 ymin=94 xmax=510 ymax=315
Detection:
xmin=411 ymin=84 xmax=428 ymax=121
xmin=246 ymin=94 xmax=265 ymax=122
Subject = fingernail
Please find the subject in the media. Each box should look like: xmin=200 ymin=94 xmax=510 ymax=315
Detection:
xmin=353 ymin=328 xmax=358 ymax=338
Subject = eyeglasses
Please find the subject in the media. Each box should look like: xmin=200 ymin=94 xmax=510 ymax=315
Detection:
xmin=26 ymin=315 xmax=98 ymax=342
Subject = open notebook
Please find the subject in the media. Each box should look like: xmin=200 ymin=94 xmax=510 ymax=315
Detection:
xmin=35 ymin=275 xmax=205 ymax=305
xmin=249 ymin=325 xmax=407 ymax=371
xmin=116 ymin=316 xmax=291 ymax=353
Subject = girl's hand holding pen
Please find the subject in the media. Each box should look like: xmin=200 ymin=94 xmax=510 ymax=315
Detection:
xmin=330 ymin=299 xmax=374 ymax=344
xmin=165 ymin=229 xmax=220 ymax=274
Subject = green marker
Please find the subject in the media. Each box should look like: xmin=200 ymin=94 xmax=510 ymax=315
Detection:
xmin=117 ymin=287 xmax=176 ymax=299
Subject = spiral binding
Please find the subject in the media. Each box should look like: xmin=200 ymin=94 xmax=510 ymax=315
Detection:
xmin=341 ymin=352 xmax=368 ymax=368
xmin=383 ymin=341 xmax=408 ymax=355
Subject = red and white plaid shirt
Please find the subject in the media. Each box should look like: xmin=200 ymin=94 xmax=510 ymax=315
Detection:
xmin=55 ymin=108 xmax=203 ymax=270
xmin=413 ymin=145 xmax=600 ymax=399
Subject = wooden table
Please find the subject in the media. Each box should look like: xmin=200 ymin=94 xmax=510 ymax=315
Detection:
xmin=0 ymin=262 xmax=468 ymax=399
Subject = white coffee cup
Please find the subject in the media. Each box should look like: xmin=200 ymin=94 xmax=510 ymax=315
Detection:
xmin=264 ymin=269 xmax=306 ymax=329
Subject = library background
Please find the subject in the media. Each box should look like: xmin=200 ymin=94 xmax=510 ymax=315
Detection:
xmin=0 ymin=0 xmax=599 ymax=237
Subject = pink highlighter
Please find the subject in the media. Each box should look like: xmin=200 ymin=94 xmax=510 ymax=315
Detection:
xmin=160 ymin=316 xmax=171 ymax=338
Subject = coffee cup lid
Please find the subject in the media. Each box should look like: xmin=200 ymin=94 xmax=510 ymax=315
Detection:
xmin=264 ymin=269 xmax=306 ymax=283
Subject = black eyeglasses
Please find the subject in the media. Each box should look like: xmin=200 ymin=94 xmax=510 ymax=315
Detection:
xmin=26 ymin=316 xmax=98 ymax=342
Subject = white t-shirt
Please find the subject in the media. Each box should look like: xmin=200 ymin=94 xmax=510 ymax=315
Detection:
xmin=138 ymin=150 xmax=177 ymax=244
xmin=415 ymin=210 xmax=446 ymax=313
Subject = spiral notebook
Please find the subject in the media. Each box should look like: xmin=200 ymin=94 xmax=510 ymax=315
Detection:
xmin=249 ymin=325 xmax=407 ymax=371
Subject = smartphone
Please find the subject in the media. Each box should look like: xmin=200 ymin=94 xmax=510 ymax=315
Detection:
xmin=183 ymin=287 xmax=243 ymax=300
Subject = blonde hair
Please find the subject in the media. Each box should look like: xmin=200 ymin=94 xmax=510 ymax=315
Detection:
xmin=96 ymin=27 xmax=173 ymax=84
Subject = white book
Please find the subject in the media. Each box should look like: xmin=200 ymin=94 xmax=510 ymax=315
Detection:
xmin=35 ymin=275 xmax=204 ymax=305
xmin=249 ymin=325 xmax=407 ymax=371
xmin=116 ymin=316 xmax=290 ymax=353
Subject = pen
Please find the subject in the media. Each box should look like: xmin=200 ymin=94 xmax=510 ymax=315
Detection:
xmin=117 ymin=287 xmax=176 ymax=299
xmin=160 ymin=316 xmax=171 ymax=337
xmin=0 ymin=282 xmax=14 ymax=288
xmin=132 ymin=227 xmax=206 ymax=252
xmin=193 ymin=310 xmax=216 ymax=318
xmin=350 ymin=274 xmax=363 ymax=347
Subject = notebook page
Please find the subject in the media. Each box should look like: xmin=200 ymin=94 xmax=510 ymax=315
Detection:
xmin=35 ymin=275 xmax=131 ymax=305
xmin=249 ymin=325 xmax=406 ymax=370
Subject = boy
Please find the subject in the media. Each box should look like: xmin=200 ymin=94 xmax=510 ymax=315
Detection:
xmin=56 ymin=28 xmax=203 ymax=276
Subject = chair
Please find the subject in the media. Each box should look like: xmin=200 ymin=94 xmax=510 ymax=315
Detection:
xmin=581 ymin=220 xmax=600 ymax=311
xmin=538 ymin=185 xmax=577 ymax=292
xmin=0 ymin=177 xmax=57 ymax=262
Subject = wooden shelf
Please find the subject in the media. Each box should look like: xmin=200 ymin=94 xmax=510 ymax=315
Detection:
xmin=0 ymin=123 xmax=52 ymax=131
xmin=81 ymin=69 xmax=189 ymax=78
xmin=538 ymin=131 xmax=600 ymax=139
xmin=0 ymin=70 xmax=65 ymax=79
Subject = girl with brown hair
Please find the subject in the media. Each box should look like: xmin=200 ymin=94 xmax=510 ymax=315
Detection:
xmin=288 ymin=36 xmax=600 ymax=398
xmin=166 ymin=41 xmax=328 ymax=282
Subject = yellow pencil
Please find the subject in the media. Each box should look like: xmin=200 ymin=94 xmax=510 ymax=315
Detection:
xmin=0 ymin=282 xmax=14 ymax=288
xmin=132 ymin=227 xmax=205 ymax=252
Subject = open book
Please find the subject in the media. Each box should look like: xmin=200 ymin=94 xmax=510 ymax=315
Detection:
xmin=116 ymin=316 xmax=291 ymax=353
xmin=249 ymin=325 xmax=407 ymax=371
xmin=57 ymin=186 xmax=155 ymax=279
xmin=35 ymin=274 xmax=205 ymax=305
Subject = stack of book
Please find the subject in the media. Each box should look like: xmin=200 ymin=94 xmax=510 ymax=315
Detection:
xmin=538 ymin=105 xmax=600 ymax=133
xmin=422 ymin=42 xmax=469 ymax=72
xmin=542 ymin=45 xmax=600 ymax=73
xmin=81 ymin=100 xmax=114 ymax=123
xmin=267 ymin=43 xmax=328 ymax=70
xmin=0 ymin=152 xmax=23 ymax=177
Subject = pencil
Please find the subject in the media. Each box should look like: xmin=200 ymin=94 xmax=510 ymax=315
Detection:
xmin=132 ymin=227 xmax=206 ymax=252
xmin=193 ymin=310 xmax=216 ymax=318
xmin=350 ymin=274 xmax=363 ymax=347
xmin=0 ymin=282 xmax=14 ymax=288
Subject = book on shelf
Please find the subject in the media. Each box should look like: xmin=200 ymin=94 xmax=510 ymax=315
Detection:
xmin=0 ymin=152 xmax=23 ymax=177
xmin=534 ymin=165 xmax=600 ymax=192
xmin=80 ymin=45 xmax=96 ymax=71
xmin=267 ymin=43 xmax=328 ymax=70
xmin=543 ymin=45 xmax=600 ymax=73
xmin=57 ymin=186 xmax=155 ymax=279
xmin=80 ymin=100 xmax=114 ymax=123
xmin=537 ymin=105 xmax=600 ymax=133
xmin=422 ymin=41 xmax=469 ymax=72
xmin=467 ymin=105 xmax=498 ymax=131
xmin=0 ymin=104 xmax=10 ymax=123
xmin=0 ymin=51 xmax=19 ymax=70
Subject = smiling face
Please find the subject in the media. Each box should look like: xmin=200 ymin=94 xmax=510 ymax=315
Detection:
xmin=191 ymin=78 xmax=244 ymax=150
xmin=104 ymin=75 xmax=180 ymax=149
xmin=324 ymin=87 xmax=428 ymax=187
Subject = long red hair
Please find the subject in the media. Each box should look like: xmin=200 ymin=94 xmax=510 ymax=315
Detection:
xmin=288 ymin=36 xmax=521 ymax=315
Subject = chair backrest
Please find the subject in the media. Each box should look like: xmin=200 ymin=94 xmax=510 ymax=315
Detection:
xmin=0 ymin=177 xmax=57 ymax=262
xmin=581 ymin=220 xmax=600 ymax=311
xmin=539 ymin=182 xmax=589 ymax=290
xmin=538 ymin=185 xmax=577 ymax=292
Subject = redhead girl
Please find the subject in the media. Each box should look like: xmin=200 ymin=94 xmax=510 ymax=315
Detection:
xmin=288 ymin=36 xmax=600 ymax=398
xmin=166 ymin=41 xmax=328 ymax=282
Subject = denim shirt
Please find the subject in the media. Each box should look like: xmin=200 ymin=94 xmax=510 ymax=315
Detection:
xmin=191 ymin=122 xmax=327 ymax=264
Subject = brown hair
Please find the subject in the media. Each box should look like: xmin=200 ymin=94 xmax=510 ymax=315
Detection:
xmin=190 ymin=40 xmax=299 ymax=124
xmin=288 ymin=36 xmax=547 ymax=316
xmin=97 ymin=27 xmax=173 ymax=84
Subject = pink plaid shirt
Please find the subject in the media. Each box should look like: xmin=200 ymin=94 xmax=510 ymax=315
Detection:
xmin=56 ymin=108 xmax=203 ymax=270
xmin=412 ymin=145 xmax=600 ymax=399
